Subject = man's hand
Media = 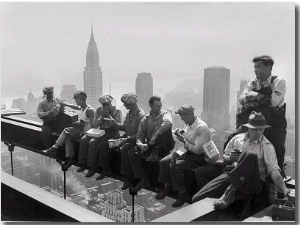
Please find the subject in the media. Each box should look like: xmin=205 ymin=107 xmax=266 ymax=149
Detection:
xmin=176 ymin=133 xmax=186 ymax=144
xmin=149 ymin=135 xmax=157 ymax=145
xmin=229 ymin=150 xmax=240 ymax=163
xmin=137 ymin=143 xmax=148 ymax=152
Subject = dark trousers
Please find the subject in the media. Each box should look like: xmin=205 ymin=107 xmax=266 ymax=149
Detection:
xmin=41 ymin=121 xmax=58 ymax=148
xmin=78 ymin=135 xmax=110 ymax=168
xmin=97 ymin=141 xmax=118 ymax=171
xmin=158 ymin=151 xmax=207 ymax=191
xmin=120 ymin=142 xmax=138 ymax=179
xmin=194 ymin=165 xmax=223 ymax=190
xmin=192 ymin=151 xmax=263 ymax=203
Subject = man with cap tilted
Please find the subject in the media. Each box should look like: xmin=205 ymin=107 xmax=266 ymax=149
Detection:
xmin=156 ymin=104 xmax=211 ymax=207
xmin=37 ymin=86 xmax=61 ymax=148
xmin=95 ymin=93 xmax=145 ymax=181
xmin=77 ymin=94 xmax=122 ymax=178
xmin=192 ymin=111 xmax=290 ymax=210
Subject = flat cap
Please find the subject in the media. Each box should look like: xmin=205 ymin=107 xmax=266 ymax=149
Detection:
xmin=175 ymin=104 xmax=195 ymax=115
xmin=121 ymin=93 xmax=138 ymax=104
xmin=98 ymin=95 xmax=113 ymax=104
xmin=43 ymin=86 xmax=54 ymax=94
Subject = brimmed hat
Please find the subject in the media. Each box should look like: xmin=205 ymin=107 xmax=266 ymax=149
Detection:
xmin=175 ymin=104 xmax=195 ymax=115
xmin=121 ymin=93 xmax=138 ymax=104
xmin=243 ymin=111 xmax=271 ymax=129
xmin=43 ymin=86 xmax=54 ymax=94
xmin=98 ymin=95 xmax=113 ymax=104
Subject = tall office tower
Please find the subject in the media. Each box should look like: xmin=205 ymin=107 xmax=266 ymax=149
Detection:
xmin=83 ymin=26 xmax=103 ymax=108
xmin=135 ymin=73 xmax=153 ymax=113
xmin=201 ymin=66 xmax=230 ymax=133
xmin=236 ymin=79 xmax=249 ymax=112
xmin=26 ymin=90 xmax=37 ymax=114
xmin=60 ymin=85 xmax=77 ymax=104
xmin=285 ymin=129 xmax=295 ymax=155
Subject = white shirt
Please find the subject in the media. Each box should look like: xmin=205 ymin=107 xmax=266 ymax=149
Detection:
xmin=224 ymin=133 xmax=280 ymax=181
xmin=183 ymin=117 xmax=211 ymax=156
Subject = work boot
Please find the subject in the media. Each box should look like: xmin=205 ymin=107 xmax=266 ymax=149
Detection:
xmin=171 ymin=192 xmax=190 ymax=208
xmin=96 ymin=170 xmax=112 ymax=180
xmin=62 ymin=157 xmax=76 ymax=170
xmin=42 ymin=146 xmax=58 ymax=155
xmin=122 ymin=180 xmax=133 ymax=190
xmin=146 ymin=148 xmax=160 ymax=162
xmin=131 ymin=177 xmax=151 ymax=192
xmin=155 ymin=186 xmax=174 ymax=200
xmin=213 ymin=185 xmax=236 ymax=210
xmin=85 ymin=168 xmax=96 ymax=178
xmin=77 ymin=164 xmax=87 ymax=172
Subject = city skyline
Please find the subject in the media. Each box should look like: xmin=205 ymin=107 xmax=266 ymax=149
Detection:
xmin=1 ymin=2 xmax=295 ymax=121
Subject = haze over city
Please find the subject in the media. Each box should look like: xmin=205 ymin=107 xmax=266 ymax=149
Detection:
xmin=1 ymin=2 xmax=295 ymax=121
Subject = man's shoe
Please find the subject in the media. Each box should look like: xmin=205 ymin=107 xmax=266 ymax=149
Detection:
xmin=77 ymin=165 xmax=87 ymax=173
xmin=85 ymin=169 xmax=96 ymax=178
xmin=146 ymin=148 xmax=160 ymax=162
xmin=213 ymin=185 xmax=236 ymax=210
xmin=96 ymin=171 xmax=112 ymax=180
xmin=131 ymin=177 xmax=151 ymax=192
xmin=42 ymin=146 xmax=57 ymax=155
xmin=62 ymin=157 xmax=76 ymax=170
xmin=155 ymin=186 xmax=173 ymax=200
xmin=171 ymin=192 xmax=190 ymax=207
xmin=122 ymin=181 xmax=132 ymax=190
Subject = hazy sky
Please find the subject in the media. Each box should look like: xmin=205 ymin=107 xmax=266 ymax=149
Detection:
xmin=1 ymin=2 xmax=295 ymax=117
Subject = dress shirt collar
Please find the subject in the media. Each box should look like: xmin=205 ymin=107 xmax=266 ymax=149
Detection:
xmin=244 ymin=132 xmax=263 ymax=143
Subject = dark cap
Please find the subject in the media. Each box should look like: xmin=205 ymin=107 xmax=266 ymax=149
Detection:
xmin=121 ymin=93 xmax=138 ymax=104
xmin=98 ymin=95 xmax=113 ymax=104
xmin=175 ymin=105 xmax=195 ymax=115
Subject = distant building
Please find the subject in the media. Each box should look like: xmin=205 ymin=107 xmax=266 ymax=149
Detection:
xmin=285 ymin=129 xmax=295 ymax=155
xmin=201 ymin=66 xmax=230 ymax=133
xmin=83 ymin=25 xmax=103 ymax=108
xmin=26 ymin=90 xmax=37 ymax=115
xmin=135 ymin=73 xmax=153 ymax=113
xmin=11 ymin=97 xmax=26 ymax=110
xmin=60 ymin=85 xmax=77 ymax=104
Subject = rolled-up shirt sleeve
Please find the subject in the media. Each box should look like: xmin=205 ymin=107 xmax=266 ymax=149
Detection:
xmin=136 ymin=118 xmax=146 ymax=144
xmin=271 ymin=79 xmax=286 ymax=107
xmin=263 ymin=143 xmax=281 ymax=176
xmin=239 ymin=81 xmax=254 ymax=104
xmin=156 ymin=112 xmax=172 ymax=136
xmin=185 ymin=126 xmax=211 ymax=156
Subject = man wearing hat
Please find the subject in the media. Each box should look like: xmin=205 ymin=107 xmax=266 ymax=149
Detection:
xmin=95 ymin=93 xmax=145 ymax=182
xmin=37 ymin=86 xmax=61 ymax=148
xmin=156 ymin=104 xmax=211 ymax=207
xmin=192 ymin=111 xmax=290 ymax=210
xmin=77 ymin=94 xmax=122 ymax=178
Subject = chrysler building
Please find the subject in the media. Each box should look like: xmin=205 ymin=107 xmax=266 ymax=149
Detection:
xmin=83 ymin=25 xmax=103 ymax=108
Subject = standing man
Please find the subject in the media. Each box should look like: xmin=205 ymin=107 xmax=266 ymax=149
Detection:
xmin=156 ymin=105 xmax=211 ymax=207
xmin=96 ymin=93 xmax=145 ymax=181
xmin=192 ymin=111 xmax=290 ymax=210
xmin=238 ymin=55 xmax=287 ymax=174
xmin=42 ymin=91 xmax=95 ymax=170
xmin=127 ymin=95 xmax=175 ymax=192
xmin=37 ymin=86 xmax=60 ymax=148
xmin=79 ymin=94 xmax=122 ymax=178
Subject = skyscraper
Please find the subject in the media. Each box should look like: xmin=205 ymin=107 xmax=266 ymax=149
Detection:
xmin=201 ymin=66 xmax=230 ymax=133
xmin=83 ymin=25 xmax=103 ymax=108
xmin=135 ymin=73 xmax=153 ymax=113
xmin=60 ymin=85 xmax=77 ymax=104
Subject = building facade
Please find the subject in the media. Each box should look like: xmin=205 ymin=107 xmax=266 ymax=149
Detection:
xmin=60 ymin=85 xmax=77 ymax=104
xmin=83 ymin=26 xmax=103 ymax=108
xmin=201 ymin=66 xmax=230 ymax=133
xmin=135 ymin=73 xmax=153 ymax=113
